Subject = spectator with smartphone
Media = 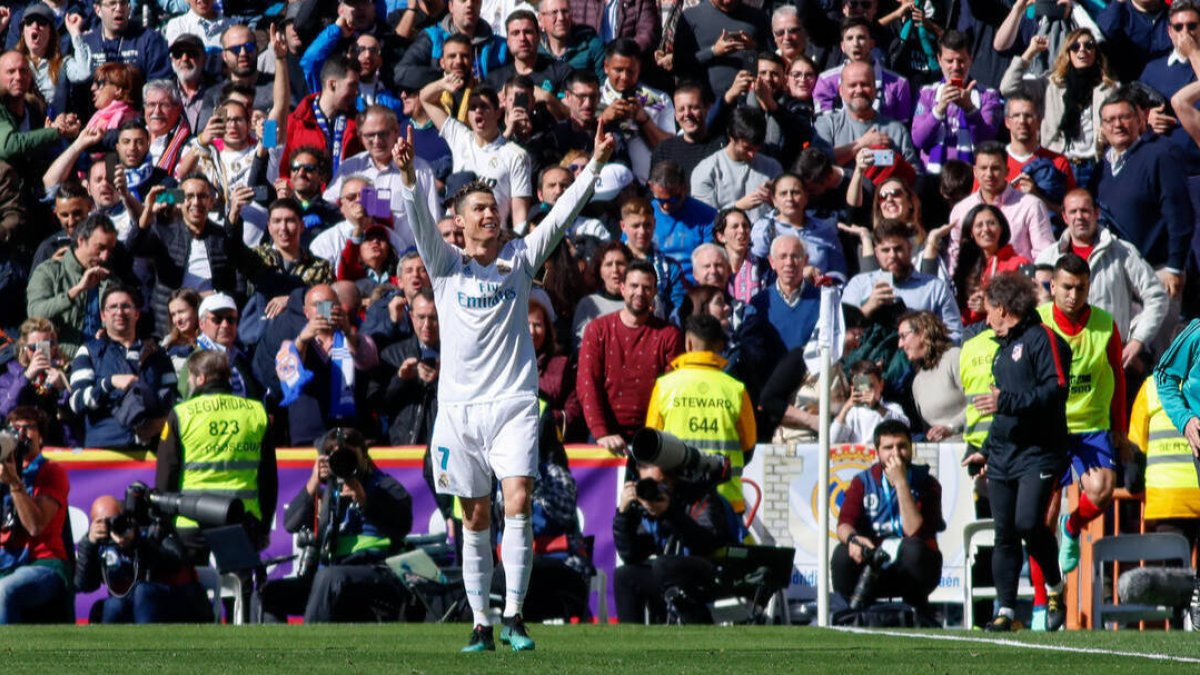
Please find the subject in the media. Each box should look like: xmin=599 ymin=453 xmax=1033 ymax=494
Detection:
xmin=597 ymin=38 xmax=675 ymax=182
xmin=691 ymin=107 xmax=782 ymax=222
xmin=672 ymin=0 xmax=770 ymax=99
xmin=813 ymin=61 xmax=921 ymax=172
xmin=0 ymin=318 xmax=77 ymax=446
xmin=832 ymin=359 xmax=910 ymax=443
xmin=813 ymin=18 xmax=914 ymax=123
xmin=911 ymin=30 xmax=1004 ymax=174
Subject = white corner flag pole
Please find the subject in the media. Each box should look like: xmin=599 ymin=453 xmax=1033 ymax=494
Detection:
xmin=816 ymin=285 xmax=836 ymax=628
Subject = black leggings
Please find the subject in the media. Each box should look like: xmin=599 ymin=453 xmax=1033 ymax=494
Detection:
xmin=988 ymin=472 xmax=1061 ymax=610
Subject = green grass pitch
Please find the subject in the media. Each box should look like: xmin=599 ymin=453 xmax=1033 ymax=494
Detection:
xmin=2 ymin=625 xmax=1199 ymax=673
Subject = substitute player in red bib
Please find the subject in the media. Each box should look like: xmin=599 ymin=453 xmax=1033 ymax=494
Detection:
xmin=1037 ymin=254 xmax=1126 ymax=591
xmin=395 ymin=124 xmax=614 ymax=652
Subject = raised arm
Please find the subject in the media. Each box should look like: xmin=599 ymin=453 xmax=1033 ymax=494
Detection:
xmin=419 ymin=73 xmax=463 ymax=132
xmin=394 ymin=124 xmax=455 ymax=276
xmin=525 ymin=125 xmax=616 ymax=268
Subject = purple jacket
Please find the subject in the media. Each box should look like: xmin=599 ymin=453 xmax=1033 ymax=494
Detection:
xmin=911 ymin=81 xmax=1004 ymax=173
xmin=813 ymin=62 xmax=914 ymax=123
xmin=571 ymin=0 xmax=659 ymax=54
xmin=0 ymin=358 xmax=79 ymax=446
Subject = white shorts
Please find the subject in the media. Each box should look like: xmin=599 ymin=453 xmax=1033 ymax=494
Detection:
xmin=430 ymin=395 xmax=539 ymax=498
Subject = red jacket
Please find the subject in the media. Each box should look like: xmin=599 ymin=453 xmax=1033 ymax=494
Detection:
xmin=962 ymin=244 xmax=1030 ymax=325
xmin=281 ymin=93 xmax=364 ymax=180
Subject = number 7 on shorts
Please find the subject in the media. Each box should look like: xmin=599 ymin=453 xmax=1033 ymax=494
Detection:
xmin=436 ymin=446 xmax=450 ymax=471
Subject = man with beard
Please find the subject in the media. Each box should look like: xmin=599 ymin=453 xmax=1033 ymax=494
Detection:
xmin=485 ymin=11 xmax=571 ymax=95
xmin=0 ymin=51 xmax=79 ymax=169
xmin=813 ymin=18 xmax=913 ymax=123
xmin=273 ymin=147 xmax=342 ymax=246
xmin=577 ymin=260 xmax=683 ymax=455
xmin=167 ymin=35 xmax=208 ymax=133
xmin=302 ymin=13 xmax=401 ymax=114
xmin=80 ymin=0 xmax=170 ymax=82
xmin=650 ymin=83 xmax=724 ymax=182
xmin=396 ymin=0 xmax=507 ymax=87
xmin=196 ymin=24 xmax=289 ymax=131
xmin=814 ymin=61 xmax=920 ymax=170
xmin=42 ymin=129 xmax=140 ymax=243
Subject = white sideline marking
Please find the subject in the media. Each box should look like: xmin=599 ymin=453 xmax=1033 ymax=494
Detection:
xmin=829 ymin=626 xmax=1200 ymax=664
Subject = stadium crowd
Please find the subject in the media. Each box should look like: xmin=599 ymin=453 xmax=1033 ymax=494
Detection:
xmin=1 ymin=0 xmax=1200 ymax=630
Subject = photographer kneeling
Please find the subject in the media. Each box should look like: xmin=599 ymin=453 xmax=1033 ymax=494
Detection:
xmin=613 ymin=430 xmax=742 ymax=624
xmin=833 ymin=420 xmax=945 ymax=619
xmin=0 ymin=407 xmax=69 ymax=623
xmin=75 ymin=494 xmax=209 ymax=623
xmin=259 ymin=429 xmax=413 ymax=623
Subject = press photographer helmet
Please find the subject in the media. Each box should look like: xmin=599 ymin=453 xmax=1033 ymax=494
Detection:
xmin=629 ymin=428 xmax=731 ymax=486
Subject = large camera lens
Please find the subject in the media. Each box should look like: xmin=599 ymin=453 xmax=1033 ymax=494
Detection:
xmin=328 ymin=446 xmax=360 ymax=480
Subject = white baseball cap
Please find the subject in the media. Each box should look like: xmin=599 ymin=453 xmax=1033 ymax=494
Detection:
xmin=198 ymin=293 xmax=237 ymax=317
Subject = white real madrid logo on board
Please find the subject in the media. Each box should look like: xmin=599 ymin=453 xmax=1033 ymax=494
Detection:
xmin=1012 ymin=345 xmax=1023 ymax=362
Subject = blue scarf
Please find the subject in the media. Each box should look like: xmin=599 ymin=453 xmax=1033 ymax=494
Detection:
xmin=329 ymin=331 xmax=356 ymax=420
xmin=0 ymin=454 xmax=47 ymax=574
xmin=275 ymin=340 xmax=313 ymax=407
xmin=124 ymin=159 xmax=155 ymax=201
xmin=311 ymin=98 xmax=348 ymax=176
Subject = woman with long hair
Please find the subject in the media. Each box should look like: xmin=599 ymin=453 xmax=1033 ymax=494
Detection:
xmin=897 ymin=310 xmax=966 ymax=441
xmin=0 ymin=318 xmax=76 ymax=445
xmin=713 ymin=207 xmax=763 ymax=304
xmin=848 ymin=176 xmax=927 ymax=273
xmin=678 ymin=284 xmax=733 ymax=333
xmin=15 ymin=8 xmax=87 ymax=114
xmin=951 ymin=204 xmax=1031 ymax=325
xmin=571 ymin=241 xmax=631 ymax=347
xmin=1000 ymin=27 xmax=1115 ymax=187
xmin=162 ymin=288 xmax=201 ymax=372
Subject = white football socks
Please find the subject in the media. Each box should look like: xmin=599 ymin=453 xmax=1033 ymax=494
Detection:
xmin=502 ymin=514 xmax=533 ymax=619
xmin=462 ymin=526 xmax=494 ymax=626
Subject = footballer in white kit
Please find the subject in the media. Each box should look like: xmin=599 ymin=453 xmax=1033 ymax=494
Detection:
xmin=395 ymin=122 xmax=615 ymax=652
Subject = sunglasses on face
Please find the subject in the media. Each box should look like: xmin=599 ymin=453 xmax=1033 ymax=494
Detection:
xmin=1172 ymin=21 xmax=1199 ymax=32
xmin=208 ymin=314 xmax=238 ymax=325
xmin=879 ymin=188 xmax=906 ymax=200
xmin=291 ymin=162 xmax=319 ymax=173
xmin=353 ymin=45 xmax=381 ymax=56
xmin=774 ymin=27 xmax=802 ymax=36
xmin=1068 ymin=41 xmax=1096 ymax=53
xmin=225 ymin=42 xmax=257 ymax=55
xmin=171 ymin=48 xmax=201 ymax=59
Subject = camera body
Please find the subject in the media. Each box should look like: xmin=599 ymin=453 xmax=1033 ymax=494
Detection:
xmin=848 ymin=542 xmax=892 ymax=610
xmin=323 ymin=429 xmax=364 ymax=481
xmin=0 ymin=427 xmax=32 ymax=467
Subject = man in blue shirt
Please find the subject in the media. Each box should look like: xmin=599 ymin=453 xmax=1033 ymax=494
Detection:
xmin=648 ymin=160 xmax=715 ymax=281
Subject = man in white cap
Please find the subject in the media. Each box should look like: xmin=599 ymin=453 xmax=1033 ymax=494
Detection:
xmin=195 ymin=293 xmax=256 ymax=399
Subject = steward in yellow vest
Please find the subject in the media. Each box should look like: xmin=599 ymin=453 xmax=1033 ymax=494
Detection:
xmin=959 ymin=327 xmax=1000 ymax=453
xmin=1130 ymin=377 xmax=1200 ymax=521
xmin=645 ymin=315 xmax=756 ymax=513
xmin=156 ymin=350 xmax=277 ymax=563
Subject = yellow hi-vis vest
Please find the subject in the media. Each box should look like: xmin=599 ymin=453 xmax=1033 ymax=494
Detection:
xmin=645 ymin=352 xmax=756 ymax=512
xmin=1037 ymin=303 xmax=1115 ymax=433
xmin=1129 ymin=378 xmax=1200 ymax=521
xmin=174 ymin=392 xmax=268 ymax=529
xmin=960 ymin=328 xmax=1000 ymax=449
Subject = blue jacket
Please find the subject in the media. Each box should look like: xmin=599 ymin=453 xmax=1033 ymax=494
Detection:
xmin=653 ymin=197 xmax=716 ymax=282
xmin=1097 ymin=131 xmax=1195 ymax=271
xmin=79 ymin=25 xmax=172 ymax=83
xmin=300 ymin=24 xmax=404 ymax=115
xmin=393 ymin=16 xmax=507 ymax=90
xmin=1155 ymin=319 xmax=1200 ymax=435
xmin=68 ymin=337 xmax=178 ymax=449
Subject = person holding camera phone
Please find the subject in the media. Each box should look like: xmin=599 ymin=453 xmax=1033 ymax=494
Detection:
xmin=832 ymin=359 xmax=910 ymax=444
xmin=258 ymin=427 xmax=412 ymax=624
xmin=0 ymin=407 xmax=69 ymax=624
xmin=0 ymin=319 xmax=76 ymax=446
xmin=834 ymin=420 xmax=944 ymax=621
xmin=74 ymin=493 xmax=209 ymax=624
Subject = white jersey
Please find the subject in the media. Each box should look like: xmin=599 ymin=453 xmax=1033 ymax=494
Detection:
xmin=400 ymin=161 xmax=600 ymax=405
xmin=440 ymin=118 xmax=533 ymax=228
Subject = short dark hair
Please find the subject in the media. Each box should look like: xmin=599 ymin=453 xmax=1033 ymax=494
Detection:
xmin=1100 ymin=86 xmax=1140 ymax=114
xmin=101 ymin=283 xmax=142 ymax=309
xmin=268 ymin=197 xmax=304 ymax=220
xmin=1005 ymin=91 xmax=1041 ymax=117
xmin=684 ymin=314 xmax=727 ymax=349
xmin=840 ymin=16 xmax=872 ymax=37
xmin=985 ymin=271 xmax=1039 ymax=319
xmin=56 ymin=180 xmax=92 ymax=202
xmin=794 ymin=147 xmax=833 ymax=185
xmin=939 ymin=29 xmax=971 ymax=53
xmin=873 ymin=419 xmax=912 ymax=450
xmin=604 ymin=37 xmax=641 ymax=61
xmin=624 ymin=258 xmax=658 ymax=284
xmin=648 ymin=160 xmax=686 ymax=192
xmin=468 ymin=85 xmax=501 ymax=110
xmin=116 ymin=118 xmax=148 ymax=136
xmin=849 ymin=358 xmax=882 ymax=380
xmin=506 ymin=8 xmax=539 ymax=30
xmin=673 ymin=80 xmax=710 ymax=104
xmin=8 ymin=406 xmax=48 ymax=440
xmin=1054 ymin=252 xmax=1091 ymax=278
xmin=974 ymin=141 xmax=1006 ymax=164
xmin=504 ymin=73 xmax=535 ymax=93
xmin=756 ymin=51 xmax=785 ymax=68
xmin=289 ymin=145 xmax=331 ymax=178
xmin=564 ymin=69 xmax=600 ymax=91
xmin=728 ymin=106 xmax=767 ymax=145
xmin=453 ymin=180 xmax=496 ymax=214
xmin=872 ymin=218 xmax=916 ymax=244
xmin=443 ymin=33 xmax=472 ymax=53
xmin=75 ymin=213 xmax=117 ymax=245
xmin=179 ymin=172 xmax=214 ymax=191
xmin=319 ymin=54 xmax=359 ymax=85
